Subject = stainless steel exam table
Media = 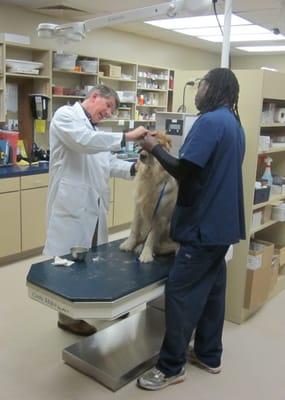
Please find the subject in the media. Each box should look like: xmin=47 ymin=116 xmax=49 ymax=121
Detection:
xmin=26 ymin=239 xmax=173 ymax=391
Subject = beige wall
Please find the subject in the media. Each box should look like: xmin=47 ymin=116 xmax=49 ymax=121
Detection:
xmin=2 ymin=6 xmax=285 ymax=82
xmin=0 ymin=4 xmax=219 ymax=71
xmin=232 ymin=54 xmax=285 ymax=72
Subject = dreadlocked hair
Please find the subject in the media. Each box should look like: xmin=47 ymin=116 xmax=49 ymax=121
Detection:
xmin=200 ymin=68 xmax=240 ymax=122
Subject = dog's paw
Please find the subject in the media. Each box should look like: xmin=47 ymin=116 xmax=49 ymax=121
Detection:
xmin=134 ymin=244 xmax=143 ymax=255
xmin=139 ymin=248 xmax=154 ymax=263
xmin=120 ymin=238 xmax=136 ymax=252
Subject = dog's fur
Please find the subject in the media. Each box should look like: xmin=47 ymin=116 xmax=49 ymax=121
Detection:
xmin=120 ymin=132 xmax=178 ymax=263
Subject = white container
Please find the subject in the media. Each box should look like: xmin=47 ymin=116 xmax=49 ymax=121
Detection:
xmin=6 ymin=59 xmax=43 ymax=74
xmin=78 ymin=60 xmax=97 ymax=73
xmin=259 ymin=135 xmax=271 ymax=151
xmin=271 ymin=203 xmax=285 ymax=221
xmin=0 ymin=33 xmax=30 ymax=44
xmin=53 ymin=53 xmax=77 ymax=70
xmin=83 ymin=85 xmax=95 ymax=95
xmin=252 ymin=210 xmax=262 ymax=228
xmin=116 ymin=91 xmax=136 ymax=103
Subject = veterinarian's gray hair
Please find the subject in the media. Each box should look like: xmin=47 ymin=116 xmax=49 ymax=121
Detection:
xmin=85 ymin=84 xmax=120 ymax=108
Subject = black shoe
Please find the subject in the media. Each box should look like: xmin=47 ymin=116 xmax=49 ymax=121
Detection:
xmin=57 ymin=320 xmax=97 ymax=336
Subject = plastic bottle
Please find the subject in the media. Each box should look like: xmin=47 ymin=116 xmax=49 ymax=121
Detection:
xmin=261 ymin=156 xmax=273 ymax=186
xmin=139 ymin=94 xmax=144 ymax=105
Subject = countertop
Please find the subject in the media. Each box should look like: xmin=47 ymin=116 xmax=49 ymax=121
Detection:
xmin=0 ymin=153 xmax=137 ymax=179
xmin=0 ymin=162 xmax=49 ymax=178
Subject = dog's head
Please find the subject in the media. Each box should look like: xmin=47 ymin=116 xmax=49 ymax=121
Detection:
xmin=139 ymin=132 xmax=172 ymax=165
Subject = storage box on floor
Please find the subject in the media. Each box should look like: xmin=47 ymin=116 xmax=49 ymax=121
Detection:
xmin=274 ymin=244 xmax=285 ymax=268
xmin=270 ymin=256 xmax=280 ymax=291
xmin=244 ymin=239 xmax=274 ymax=310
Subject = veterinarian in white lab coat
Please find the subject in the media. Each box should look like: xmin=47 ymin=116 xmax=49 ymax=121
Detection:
xmin=43 ymin=84 xmax=148 ymax=335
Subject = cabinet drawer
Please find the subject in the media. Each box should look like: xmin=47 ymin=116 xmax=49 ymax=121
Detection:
xmin=21 ymin=173 xmax=49 ymax=190
xmin=0 ymin=177 xmax=20 ymax=193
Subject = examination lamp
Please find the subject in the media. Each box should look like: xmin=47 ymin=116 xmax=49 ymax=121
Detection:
xmin=36 ymin=0 xmax=212 ymax=42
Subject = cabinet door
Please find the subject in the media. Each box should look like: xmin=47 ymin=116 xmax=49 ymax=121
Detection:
xmin=21 ymin=187 xmax=48 ymax=251
xmin=113 ymin=179 xmax=135 ymax=226
xmin=0 ymin=191 xmax=21 ymax=257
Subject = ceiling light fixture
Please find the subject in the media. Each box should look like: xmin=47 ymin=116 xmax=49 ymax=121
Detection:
xmin=237 ymin=45 xmax=285 ymax=52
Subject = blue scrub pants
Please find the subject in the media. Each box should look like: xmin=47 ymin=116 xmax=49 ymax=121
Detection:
xmin=157 ymin=243 xmax=229 ymax=377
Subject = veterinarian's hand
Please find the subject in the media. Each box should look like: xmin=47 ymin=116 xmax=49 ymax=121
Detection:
xmin=139 ymin=133 xmax=159 ymax=152
xmin=125 ymin=126 xmax=149 ymax=141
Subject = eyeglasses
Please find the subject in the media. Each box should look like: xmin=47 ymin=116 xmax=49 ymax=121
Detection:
xmin=197 ymin=78 xmax=208 ymax=88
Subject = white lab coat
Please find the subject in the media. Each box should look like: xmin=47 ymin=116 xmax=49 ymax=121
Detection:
xmin=43 ymin=102 xmax=133 ymax=256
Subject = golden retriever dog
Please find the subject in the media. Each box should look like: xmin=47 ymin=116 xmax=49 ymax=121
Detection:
xmin=120 ymin=132 xmax=178 ymax=263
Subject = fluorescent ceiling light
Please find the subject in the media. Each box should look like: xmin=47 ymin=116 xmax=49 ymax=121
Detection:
xmin=198 ymin=34 xmax=285 ymax=43
xmin=145 ymin=14 xmax=285 ymax=46
xmin=237 ymin=46 xmax=285 ymax=52
xmin=175 ymin=25 xmax=276 ymax=37
xmin=146 ymin=14 xmax=249 ymax=29
xmin=261 ymin=67 xmax=277 ymax=71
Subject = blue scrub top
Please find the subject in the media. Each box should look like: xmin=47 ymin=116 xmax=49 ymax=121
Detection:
xmin=171 ymin=106 xmax=246 ymax=245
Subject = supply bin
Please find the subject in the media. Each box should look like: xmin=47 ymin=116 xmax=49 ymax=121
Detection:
xmin=253 ymin=186 xmax=270 ymax=204
xmin=53 ymin=53 xmax=77 ymax=70
xmin=0 ymin=130 xmax=19 ymax=164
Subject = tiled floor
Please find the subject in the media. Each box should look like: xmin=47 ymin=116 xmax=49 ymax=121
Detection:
xmin=1 ymin=230 xmax=285 ymax=400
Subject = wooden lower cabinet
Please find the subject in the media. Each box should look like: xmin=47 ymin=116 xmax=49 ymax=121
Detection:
xmin=21 ymin=186 xmax=48 ymax=251
xmin=0 ymin=173 xmax=135 ymax=262
xmin=0 ymin=191 xmax=21 ymax=257
xmin=113 ymin=179 xmax=135 ymax=226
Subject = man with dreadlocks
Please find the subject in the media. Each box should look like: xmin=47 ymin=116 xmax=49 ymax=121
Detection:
xmin=137 ymin=68 xmax=246 ymax=390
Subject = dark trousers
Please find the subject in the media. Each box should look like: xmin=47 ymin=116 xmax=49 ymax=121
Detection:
xmin=157 ymin=243 xmax=229 ymax=377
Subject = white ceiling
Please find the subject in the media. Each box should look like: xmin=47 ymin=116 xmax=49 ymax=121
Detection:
xmin=0 ymin=0 xmax=285 ymax=55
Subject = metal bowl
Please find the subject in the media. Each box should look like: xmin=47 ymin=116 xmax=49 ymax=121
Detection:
xmin=70 ymin=246 xmax=88 ymax=262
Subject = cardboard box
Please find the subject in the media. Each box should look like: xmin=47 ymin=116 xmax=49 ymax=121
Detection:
xmin=280 ymin=265 xmax=285 ymax=275
xmin=274 ymin=244 xmax=285 ymax=267
xmin=100 ymin=64 xmax=121 ymax=78
xmin=269 ymin=256 xmax=279 ymax=291
xmin=244 ymin=240 xmax=274 ymax=310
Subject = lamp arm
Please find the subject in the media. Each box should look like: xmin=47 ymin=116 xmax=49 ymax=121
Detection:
xmin=83 ymin=1 xmax=184 ymax=32
xmin=37 ymin=0 xmax=212 ymax=41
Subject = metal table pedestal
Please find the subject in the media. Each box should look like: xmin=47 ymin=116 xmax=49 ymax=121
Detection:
xmin=63 ymin=306 xmax=165 ymax=391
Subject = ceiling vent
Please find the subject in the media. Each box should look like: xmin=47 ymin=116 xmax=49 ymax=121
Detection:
xmin=38 ymin=5 xmax=85 ymax=13
xmin=35 ymin=4 xmax=89 ymax=20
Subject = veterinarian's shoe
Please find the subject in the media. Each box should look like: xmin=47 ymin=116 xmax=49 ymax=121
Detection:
xmin=57 ymin=320 xmax=97 ymax=336
xmin=187 ymin=347 xmax=221 ymax=374
xmin=137 ymin=366 xmax=186 ymax=390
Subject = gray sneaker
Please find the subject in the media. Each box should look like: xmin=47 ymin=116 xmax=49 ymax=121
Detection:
xmin=137 ymin=366 xmax=186 ymax=390
xmin=187 ymin=347 xmax=221 ymax=374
